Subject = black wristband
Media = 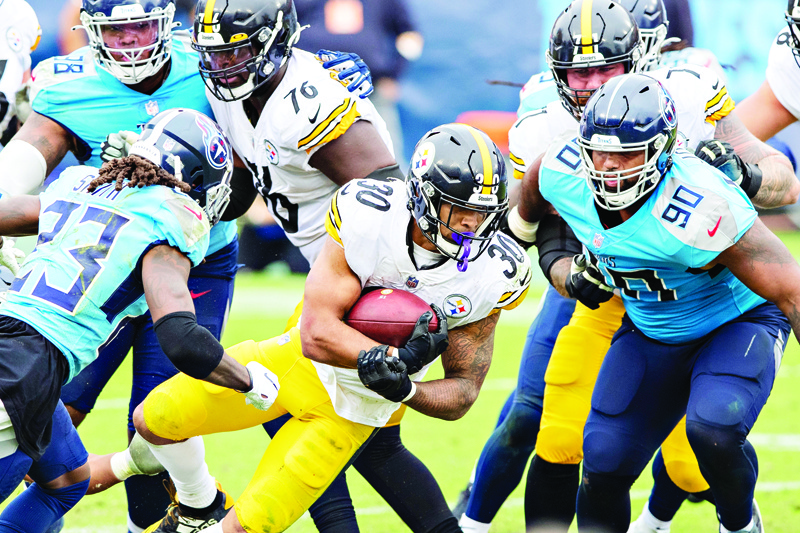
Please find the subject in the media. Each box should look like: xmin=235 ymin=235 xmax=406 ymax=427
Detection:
xmin=742 ymin=163 xmax=763 ymax=199
xmin=153 ymin=311 xmax=225 ymax=379
xmin=537 ymin=214 xmax=582 ymax=284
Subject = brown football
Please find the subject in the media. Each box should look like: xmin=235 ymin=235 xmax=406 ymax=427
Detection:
xmin=345 ymin=287 xmax=439 ymax=347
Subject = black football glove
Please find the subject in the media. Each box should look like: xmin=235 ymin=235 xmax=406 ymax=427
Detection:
xmin=396 ymin=305 xmax=449 ymax=375
xmin=564 ymin=255 xmax=614 ymax=310
xmin=694 ymin=140 xmax=763 ymax=198
xmin=357 ymin=345 xmax=413 ymax=402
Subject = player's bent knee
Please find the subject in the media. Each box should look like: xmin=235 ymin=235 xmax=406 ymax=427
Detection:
xmin=284 ymin=422 xmax=356 ymax=490
xmin=537 ymin=425 xmax=583 ymax=464
xmin=663 ymin=457 xmax=709 ymax=493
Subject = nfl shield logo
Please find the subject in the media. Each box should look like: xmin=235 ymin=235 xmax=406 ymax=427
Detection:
xmin=145 ymin=100 xmax=159 ymax=116
xmin=405 ymin=276 xmax=419 ymax=289
xmin=593 ymin=232 xmax=604 ymax=249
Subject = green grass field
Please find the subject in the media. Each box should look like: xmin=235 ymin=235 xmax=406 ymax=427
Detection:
xmin=32 ymin=231 xmax=800 ymax=532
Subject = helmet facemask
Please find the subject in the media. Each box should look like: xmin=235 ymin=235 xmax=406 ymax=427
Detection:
xmin=80 ymin=2 xmax=176 ymax=85
xmin=786 ymin=1 xmax=800 ymax=67
xmin=639 ymin=24 xmax=669 ymax=70
xmin=578 ymin=131 xmax=674 ymax=210
xmin=407 ymin=177 xmax=506 ymax=271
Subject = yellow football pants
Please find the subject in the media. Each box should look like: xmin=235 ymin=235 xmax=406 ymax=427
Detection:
xmin=536 ymin=295 xmax=710 ymax=493
xmin=143 ymin=328 xmax=376 ymax=533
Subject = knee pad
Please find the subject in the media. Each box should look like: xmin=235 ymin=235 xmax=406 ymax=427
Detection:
xmin=537 ymin=423 xmax=583 ymax=465
xmin=284 ymin=420 xmax=356 ymax=491
xmin=497 ymin=402 xmax=542 ymax=449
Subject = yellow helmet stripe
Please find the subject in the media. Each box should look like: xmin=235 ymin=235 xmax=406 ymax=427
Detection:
xmin=464 ymin=125 xmax=494 ymax=195
xmin=202 ymin=0 xmax=218 ymax=32
xmin=580 ymin=0 xmax=594 ymax=55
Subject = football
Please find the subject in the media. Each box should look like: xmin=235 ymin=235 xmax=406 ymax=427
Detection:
xmin=345 ymin=287 xmax=439 ymax=347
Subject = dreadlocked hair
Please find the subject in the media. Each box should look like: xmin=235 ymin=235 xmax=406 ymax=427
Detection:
xmin=90 ymin=156 xmax=191 ymax=193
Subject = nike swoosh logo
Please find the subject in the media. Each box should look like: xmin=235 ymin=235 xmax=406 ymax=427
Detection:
xmin=711 ymin=80 xmax=720 ymax=91
xmin=309 ymin=105 xmax=321 ymax=124
xmin=707 ymin=216 xmax=722 ymax=237
xmin=183 ymin=204 xmax=203 ymax=220
xmin=190 ymin=290 xmax=212 ymax=299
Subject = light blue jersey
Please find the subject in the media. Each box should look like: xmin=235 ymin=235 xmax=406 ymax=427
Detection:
xmin=517 ymin=70 xmax=559 ymax=116
xmin=29 ymin=32 xmax=235 ymax=255
xmin=539 ymin=140 xmax=764 ymax=343
xmin=0 ymin=166 xmax=210 ymax=382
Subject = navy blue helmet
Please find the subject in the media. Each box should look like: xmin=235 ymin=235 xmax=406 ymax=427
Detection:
xmin=80 ymin=0 xmax=176 ymax=84
xmin=547 ymin=0 xmax=643 ymax=119
xmin=129 ymin=108 xmax=233 ymax=225
xmin=618 ymin=0 xmax=670 ymax=70
xmin=786 ymin=0 xmax=800 ymax=65
xmin=192 ymin=0 xmax=304 ymax=101
xmin=406 ymin=123 xmax=508 ymax=270
xmin=577 ymin=73 xmax=678 ymax=210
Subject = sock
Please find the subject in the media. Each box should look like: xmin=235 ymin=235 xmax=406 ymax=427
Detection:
xmin=638 ymin=502 xmax=672 ymax=531
xmin=146 ymin=437 xmax=217 ymax=509
xmin=0 ymin=479 xmax=89 ymax=533
xmin=458 ymin=514 xmax=491 ymax=533
xmin=111 ymin=433 xmax=164 ymax=480
xmin=720 ymin=518 xmax=754 ymax=533
xmin=525 ymin=456 xmax=580 ymax=531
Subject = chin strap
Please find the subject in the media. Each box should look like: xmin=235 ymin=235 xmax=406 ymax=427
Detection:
xmin=452 ymin=232 xmax=474 ymax=273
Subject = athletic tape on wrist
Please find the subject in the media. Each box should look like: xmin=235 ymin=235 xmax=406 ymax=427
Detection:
xmin=507 ymin=205 xmax=539 ymax=243
xmin=402 ymin=382 xmax=417 ymax=403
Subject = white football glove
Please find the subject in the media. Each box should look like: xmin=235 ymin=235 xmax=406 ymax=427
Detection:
xmin=0 ymin=237 xmax=25 ymax=276
xmin=100 ymin=130 xmax=140 ymax=163
xmin=242 ymin=361 xmax=280 ymax=411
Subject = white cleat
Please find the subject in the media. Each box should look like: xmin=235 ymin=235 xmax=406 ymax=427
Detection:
xmin=628 ymin=502 xmax=671 ymax=533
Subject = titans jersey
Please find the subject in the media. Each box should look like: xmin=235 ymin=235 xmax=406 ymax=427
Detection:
xmin=317 ymin=178 xmax=531 ymax=426
xmin=509 ymin=62 xmax=734 ymax=179
xmin=0 ymin=166 xmax=210 ymax=382
xmin=207 ymin=49 xmax=394 ymax=265
xmin=766 ymin=29 xmax=800 ymax=120
xmin=516 ymin=71 xmax=559 ymax=116
xmin=28 ymin=32 xmax=235 ymax=255
xmin=539 ymin=142 xmax=764 ymax=344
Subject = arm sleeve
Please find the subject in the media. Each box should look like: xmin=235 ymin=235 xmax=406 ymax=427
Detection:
xmin=153 ymin=311 xmax=224 ymax=380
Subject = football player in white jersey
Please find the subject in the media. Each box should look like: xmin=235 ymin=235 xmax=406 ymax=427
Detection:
xmin=459 ymin=2 xmax=799 ymax=533
xmin=130 ymin=124 xmax=531 ymax=533
xmin=0 ymin=0 xmax=39 ymax=143
xmin=737 ymin=0 xmax=800 ymax=140
xmin=192 ymin=0 xmax=397 ymax=266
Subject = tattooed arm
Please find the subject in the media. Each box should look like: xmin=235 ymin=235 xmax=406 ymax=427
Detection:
xmin=714 ymin=218 xmax=800 ymax=343
xmin=142 ymin=244 xmax=251 ymax=390
xmin=714 ymin=110 xmax=800 ymax=208
xmin=405 ymin=312 xmax=500 ymax=420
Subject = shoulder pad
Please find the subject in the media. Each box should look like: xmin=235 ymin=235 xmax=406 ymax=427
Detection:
xmin=30 ymin=49 xmax=95 ymax=103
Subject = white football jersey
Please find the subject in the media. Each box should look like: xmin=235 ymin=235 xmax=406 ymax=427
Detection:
xmin=207 ymin=49 xmax=394 ymax=264
xmin=508 ymin=63 xmax=734 ymax=177
xmin=314 ymin=178 xmax=532 ymax=427
xmin=0 ymin=0 xmax=39 ymax=130
xmin=766 ymin=28 xmax=800 ymax=120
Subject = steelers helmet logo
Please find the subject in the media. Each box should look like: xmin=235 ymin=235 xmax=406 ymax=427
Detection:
xmin=443 ymin=294 xmax=472 ymax=319
xmin=411 ymin=141 xmax=435 ymax=178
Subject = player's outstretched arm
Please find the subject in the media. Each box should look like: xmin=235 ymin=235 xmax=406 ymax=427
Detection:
xmin=736 ymin=80 xmax=797 ymax=143
xmin=301 ymin=237 xmax=383 ymax=368
xmin=404 ymin=313 xmax=501 ymax=421
xmin=141 ymin=244 xmax=253 ymax=391
xmin=308 ymin=120 xmax=397 ymax=186
xmin=0 ymin=194 xmax=41 ymax=235
xmin=0 ymin=112 xmax=77 ymax=194
xmin=713 ymin=110 xmax=799 ymax=208
xmin=715 ymin=219 xmax=800 ymax=344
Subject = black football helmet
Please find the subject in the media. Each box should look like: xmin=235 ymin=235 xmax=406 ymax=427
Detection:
xmin=406 ymin=124 xmax=508 ymax=270
xmin=129 ymin=108 xmax=233 ymax=225
xmin=577 ymin=74 xmax=678 ymax=210
xmin=192 ymin=0 xmax=304 ymax=101
xmin=786 ymin=0 xmax=800 ymax=65
xmin=547 ymin=0 xmax=643 ymax=119
xmin=618 ymin=0 xmax=669 ymax=70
